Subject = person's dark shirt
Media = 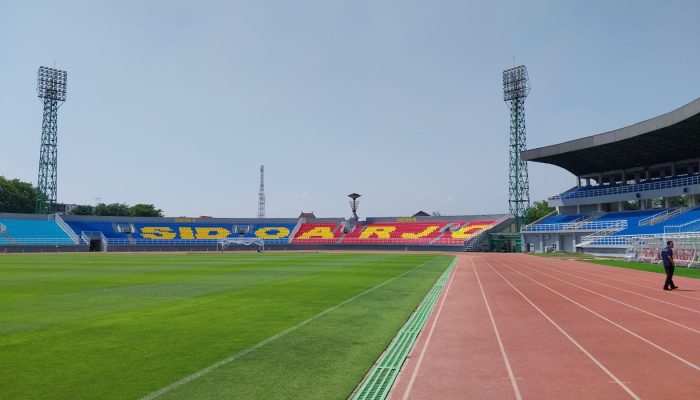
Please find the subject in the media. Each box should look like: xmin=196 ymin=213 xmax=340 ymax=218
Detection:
xmin=661 ymin=247 xmax=674 ymax=267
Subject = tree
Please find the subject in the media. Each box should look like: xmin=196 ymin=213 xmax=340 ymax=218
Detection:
xmin=129 ymin=203 xmax=163 ymax=217
xmin=523 ymin=200 xmax=555 ymax=225
xmin=670 ymin=195 xmax=689 ymax=208
xmin=70 ymin=202 xmax=164 ymax=216
xmin=70 ymin=205 xmax=94 ymax=215
xmin=0 ymin=176 xmax=37 ymax=213
xmin=94 ymin=203 xmax=131 ymax=216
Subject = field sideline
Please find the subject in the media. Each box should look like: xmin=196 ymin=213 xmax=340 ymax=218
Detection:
xmin=0 ymin=252 xmax=454 ymax=399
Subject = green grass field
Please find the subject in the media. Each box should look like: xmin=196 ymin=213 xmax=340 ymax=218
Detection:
xmin=585 ymin=259 xmax=700 ymax=279
xmin=531 ymin=253 xmax=700 ymax=279
xmin=0 ymin=252 xmax=454 ymax=400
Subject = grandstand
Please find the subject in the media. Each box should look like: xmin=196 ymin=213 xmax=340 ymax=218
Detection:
xmin=0 ymin=214 xmax=76 ymax=246
xmin=521 ymin=97 xmax=700 ymax=265
xmin=0 ymin=213 xmax=513 ymax=253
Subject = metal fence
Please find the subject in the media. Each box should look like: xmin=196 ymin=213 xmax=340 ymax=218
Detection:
xmin=550 ymin=174 xmax=700 ymax=200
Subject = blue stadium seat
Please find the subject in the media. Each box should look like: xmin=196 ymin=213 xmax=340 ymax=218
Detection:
xmin=66 ymin=221 xmax=129 ymax=239
xmin=0 ymin=219 xmax=74 ymax=245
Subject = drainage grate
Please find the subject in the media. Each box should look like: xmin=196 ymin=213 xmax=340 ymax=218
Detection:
xmin=352 ymin=258 xmax=456 ymax=400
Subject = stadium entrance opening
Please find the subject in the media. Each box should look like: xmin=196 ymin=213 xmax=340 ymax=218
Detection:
xmin=88 ymin=238 xmax=103 ymax=252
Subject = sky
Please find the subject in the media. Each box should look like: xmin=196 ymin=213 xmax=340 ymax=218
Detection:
xmin=1 ymin=1 xmax=699 ymax=218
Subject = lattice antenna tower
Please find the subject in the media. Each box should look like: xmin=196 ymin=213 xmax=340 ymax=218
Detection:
xmin=503 ymin=65 xmax=530 ymax=228
xmin=257 ymin=165 xmax=265 ymax=218
xmin=36 ymin=66 xmax=67 ymax=214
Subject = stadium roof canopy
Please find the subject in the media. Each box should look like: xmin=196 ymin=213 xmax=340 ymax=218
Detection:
xmin=522 ymin=97 xmax=700 ymax=176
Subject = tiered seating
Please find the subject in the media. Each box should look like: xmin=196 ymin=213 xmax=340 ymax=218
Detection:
xmin=554 ymin=173 xmax=700 ymax=200
xmin=522 ymin=214 xmax=584 ymax=231
xmin=660 ymin=207 xmax=700 ymax=231
xmin=431 ymin=220 xmax=498 ymax=245
xmin=591 ymin=207 xmax=700 ymax=236
xmin=66 ymin=221 xmax=129 ymax=239
xmin=0 ymin=219 xmax=74 ymax=245
xmin=342 ymin=222 xmax=450 ymax=245
xmin=130 ymin=222 xmax=297 ymax=243
xmin=292 ymin=223 xmax=342 ymax=244
xmin=598 ymin=210 xmax=667 ymax=235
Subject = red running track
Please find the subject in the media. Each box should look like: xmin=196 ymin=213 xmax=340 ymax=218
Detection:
xmin=388 ymin=254 xmax=700 ymax=400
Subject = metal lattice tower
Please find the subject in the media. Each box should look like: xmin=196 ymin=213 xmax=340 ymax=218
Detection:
xmin=36 ymin=66 xmax=67 ymax=214
xmin=503 ymin=65 xmax=530 ymax=228
xmin=257 ymin=165 xmax=265 ymax=218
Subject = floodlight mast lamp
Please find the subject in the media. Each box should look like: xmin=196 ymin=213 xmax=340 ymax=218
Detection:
xmin=36 ymin=66 xmax=67 ymax=214
xmin=348 ymin=193 xmax=361 ymax=220
xmin=503 ymin=65 xmax=530 ymax=230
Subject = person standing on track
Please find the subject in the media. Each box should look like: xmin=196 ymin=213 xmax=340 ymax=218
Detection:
xmin=661 ymin=240 xmax=678 ymax=290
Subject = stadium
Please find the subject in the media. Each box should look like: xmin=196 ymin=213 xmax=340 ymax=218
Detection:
xmin=522 ymin=97 xmax=700 ymax=264
xmin=2 ymin=4 xmax=700 ymax=400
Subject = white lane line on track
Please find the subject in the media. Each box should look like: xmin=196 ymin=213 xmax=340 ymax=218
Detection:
xmin=524 ymin=259 xmax=700 ymax=314
xmin=561 ymin=263 xmax=700 ymax=301
xmin=481 ymin=258 xmax=642 ymax=400
xmin=564 ymin=260 xmax=700 ymax=289
xmin=496 ymin=259 xmax=700 ymax=373
xmin=401 ymin=257 xmax=459 ymax=400
xmin=515 ymin=261 xmax=700 ymax=335
xmin=471 ymin=258 xmax=523 ymax=400
xmin=140 ymin=257 xmax=441 ymax=400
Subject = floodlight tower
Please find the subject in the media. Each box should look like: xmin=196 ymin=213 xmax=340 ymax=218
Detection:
xmin=348 ymin=193 xmax=361 ymax=220
xmin=36 ymin=66 xmax=67 ymax=214
xmin=257 ymin=165 xmax=265 ymax=218
xmin=503 ymin=65 xmax=530 ymax=229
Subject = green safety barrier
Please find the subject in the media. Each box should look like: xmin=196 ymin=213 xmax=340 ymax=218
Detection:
xmin=352 ymin=257 xmax=457 ymax=400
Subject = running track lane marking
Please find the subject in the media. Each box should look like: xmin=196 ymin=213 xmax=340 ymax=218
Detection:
xmin=557 ymin=264 xmax=700 ymax=302
xmin=496 ymin=259 xmax=700 ymax=373
xmin=140 ymin=256 xmax=442 ymax=400
xmin=516 ymin=261 xmax=700 ymax=335
xmin=471 ymin=258 xmax=523 ymax=400
xmin=519 ymin=258 xmax=700 ymax=315
xmin=401 ymin=256 xmax=459 ymax=400
xmin=480 ymin=258 xmax=641 ymax=400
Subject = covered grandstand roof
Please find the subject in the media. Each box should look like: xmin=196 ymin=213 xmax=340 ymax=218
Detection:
xmin=522 ymin=97 xmax=700 ymax=176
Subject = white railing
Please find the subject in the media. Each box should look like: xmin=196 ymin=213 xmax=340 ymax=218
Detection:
xmin=521 ymin=211 xmax=565 ymax=232
xmin=664 ymin=218 xmax=700 ymax=235
xmin=0 ymin=237 xmax=76 ymax=245
xmin=638 ymin=209 xmax=675 ymax=226
xmin=550 ymin=174 xmax=700 ymax=200
xmin=522 ymin=219 xmax=626 ymax=232
xmin=81 ymin=231 xmax=107 ymax=245
xmin=287 ymin=221 xmax=304 ymax=244
xmin=54 ymin=215 xmax=80 ymax=244
xmin=577 ymin=221 xmax=629 ymax=246
xmin=579 ymin=235 xmax=633 ymax=247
